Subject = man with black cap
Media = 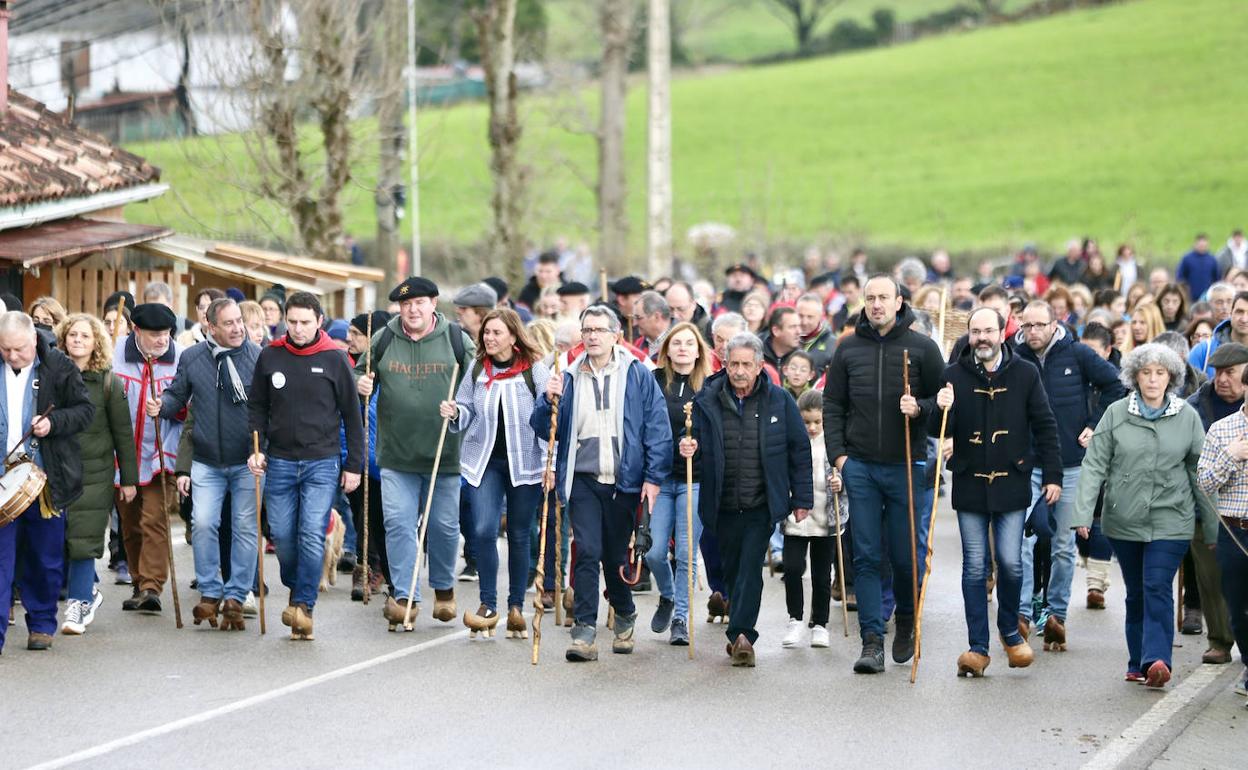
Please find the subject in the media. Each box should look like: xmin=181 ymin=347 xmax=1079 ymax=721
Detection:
xmin=608 ymin=276 xmax=649 ymax=342
xmin=557 ymin=282 xmax=591 ymax=320
xmin=715 ymin=264 xmax=759 ymax=317
xmin=113 ymin=302 xmax=185 ymax=613
xmin=345 ymin=310 xmax=390 ymax=599
xmin=249 ymin=291 xmax=363 ymax=640
xmin=357 ymin=277 xmax=475 ymax=630
xmin=1184 ymin=342 xmax=1246 ymax=665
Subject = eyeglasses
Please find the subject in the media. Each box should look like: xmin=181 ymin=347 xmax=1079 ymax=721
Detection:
xmin=1018 ymin=322 xmax=1052 ymax=332
xmin=581 ymin=327 xmax=614 ymax=337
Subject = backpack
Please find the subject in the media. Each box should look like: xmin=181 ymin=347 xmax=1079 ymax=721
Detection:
xmin=469 ymin=359 xmax=537 ymax=399
xmin=373 ymin=320 xmax=468 ymax=371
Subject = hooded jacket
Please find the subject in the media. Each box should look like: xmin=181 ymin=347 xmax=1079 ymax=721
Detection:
xmin=1188 ymin=317 xmax=1239 ymax=379
xmin=822 ymin=304 xmax=945 ymax=465
xmin=936 ymin=343 xmax=1062 ymax=513
xmin=1013 ymin=324 xmax=1126 ymax=467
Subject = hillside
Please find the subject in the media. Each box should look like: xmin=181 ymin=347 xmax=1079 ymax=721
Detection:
xmin=125 ymin=0 xmax=1248 ymax=265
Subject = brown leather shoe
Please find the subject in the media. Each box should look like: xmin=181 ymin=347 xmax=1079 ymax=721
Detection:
xmin=1086 ymin=589 xmax=1105 ymax=610
xmin=27 ymin=632 xmax=53 ymax=651
xmin=729 ymin=634 xmax=756 ymax=667
xmin=1202 ymin=647 xmax=1232 ymax=665
xmin=957 ymin=650 xmax=989 ymax=677
xmin=1043 ymin=615 xmax=1067 ymax=651
xmin=707 ymin=592 xmax=729 ymax=623
xmin=1018 ymin=617 xmax=1030 ymax=642
xmin=1001 ymin=635 xmax=1034 ymax=668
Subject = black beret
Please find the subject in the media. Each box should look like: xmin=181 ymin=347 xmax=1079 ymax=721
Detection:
xmin=131 ymin=302 xmax=177 ymax=332
xmin=350 ymin=310 xmax=391 ymax=335
xmin=389 ymin=276 xmax=439 ymax=302
xmin=482 ymin=276 xmax=509 ymax=301
xmin=608 ymin=276 xmax=648 ymax=295
xmin=104 ymin=290 xmax=136 ymax=313
xmin=556 ymin=281 xmax=590 ymax=296
xmin=724 ymin=263 xmax=759 ymax=281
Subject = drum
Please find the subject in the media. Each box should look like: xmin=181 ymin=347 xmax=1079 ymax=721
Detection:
xmin=0 ymin=461 xmax=48 ymax=529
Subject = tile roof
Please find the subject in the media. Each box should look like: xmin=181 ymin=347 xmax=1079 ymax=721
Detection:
xmin=0 ymin=87 xmax=162 ymax=207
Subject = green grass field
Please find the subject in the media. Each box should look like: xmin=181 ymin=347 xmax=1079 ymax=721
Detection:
xmin=125 ymin=0 xmax=1248 ymax=267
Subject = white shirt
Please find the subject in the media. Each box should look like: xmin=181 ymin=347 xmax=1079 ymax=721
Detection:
xmin=6 ymin=363 xmax=33 ymax=456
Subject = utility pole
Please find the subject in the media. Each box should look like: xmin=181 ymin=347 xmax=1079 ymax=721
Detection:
xmin=376 ymin=0 xmax=405 ymax=277
xmin=407 ymin=0 xmax=422 ymax=275
xmin=646 ymin=0 xmax=672 ymax=279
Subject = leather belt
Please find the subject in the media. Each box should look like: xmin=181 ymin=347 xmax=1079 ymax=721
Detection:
xmin=1222 ymin=515 xmax=1248 ymax=531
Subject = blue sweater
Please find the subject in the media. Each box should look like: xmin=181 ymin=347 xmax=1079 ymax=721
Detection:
xmin=1176 ymin=249 xmax=1220 ymax=302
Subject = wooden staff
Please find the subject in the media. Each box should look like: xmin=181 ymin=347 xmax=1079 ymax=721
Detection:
xmin=599 ymin=268 xmax=609 ymax=304
xmin=551 ymin=359 xmax=564 ymax=628
xmin=532 ymin=377 xmax=561 ymax=665
xmin=111 ymin=296 xmax=126 ymax=341
xmin=362 ymin=311 xmax=373 ymax=605
xmin=252 ymin=431 xmax=266 ymax=634
xmin=147 ymin=360 xmax=182 ymax=629
xmin=911 ymin=403 xmax=949 ymax=683
xmin=832 ymin=483 xmax=849 ymax=638
xmin=401 ymin=363 xmax=460 ymax=630
xmin=683 ymin=401 xmax=695 ymax=660
xmin=901 ymin=350 xmax=918 ymax=665
xmin=937 ymin=285 xmax=949 ymax=358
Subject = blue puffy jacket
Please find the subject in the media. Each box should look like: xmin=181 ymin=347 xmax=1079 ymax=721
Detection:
xmin=1188 ymin=318 xmax=1231 ymax=379
xmin=1013 ymin=326 xmax=1126 ymax=467
xmin=340 ymin=388 xmax=380 ymax=479
xmin=530 ymin=348 xmax=671 ymax=505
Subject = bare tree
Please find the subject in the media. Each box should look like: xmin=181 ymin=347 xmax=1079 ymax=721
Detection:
xmin=764 ymin=0 xmax=844 ymax=53
xmin=598 ymin=0 xmax=638 ymax=274
xmin=472 ymin=0 xmax=526 ymax=287
xmin=374 ymin=0 xmax=405 ymax=273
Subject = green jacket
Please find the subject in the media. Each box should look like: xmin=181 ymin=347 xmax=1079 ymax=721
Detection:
xmin=1074 ymin=393 xmax=1218 ymax=543
xmin=65 ymin=369 xmax=140 ymax=560
xmin=355 ymin=314 xmax=474 ymax=473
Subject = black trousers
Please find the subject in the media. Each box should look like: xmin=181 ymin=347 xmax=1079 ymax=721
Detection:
xmin=718 ymin=505 xmax=771 ymax=645
xmin=568 ymin=475 xmax=637 ymax=625
xmin=782 ymin=534 xmax=833 ymax=626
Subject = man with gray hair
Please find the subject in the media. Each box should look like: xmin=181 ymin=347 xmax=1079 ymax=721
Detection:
xmin=0 ymin=311 xmax=95 ymax=652
xmin=712 ymin=312 xmax=779 ymax=385
xmin=632 ymin=290 xmax=672 ymax=358
xmin=685 ymin=332 xmax=812 ymax=666
xmin=156 ymin=298 xmax=262 ymax=631
xmin=894 ymin=257 xmax=927 ymax=297
xmin=533 ymin=305 xmax=671 ymax=662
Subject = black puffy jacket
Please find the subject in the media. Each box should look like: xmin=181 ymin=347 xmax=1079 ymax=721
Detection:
xmin=823 ymin=304 xmax=945 ymax=465
xmin=27 ymin=334 xmax=95 ymax=509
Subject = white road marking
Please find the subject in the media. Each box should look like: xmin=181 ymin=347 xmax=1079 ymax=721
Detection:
xmin=25 ymin=630 xmax=469 ymax=770
xmin=1082 ymin=664 xmax=1223 ymax=769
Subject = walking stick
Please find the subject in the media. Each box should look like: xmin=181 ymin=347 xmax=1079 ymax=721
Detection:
xmin=599 ymin=268 xmax=609 ymax=304
xmin=832 ymin=483 xmax=849 ymax=638
xmin=147 ymin=360 xmax=183 ymax=629
xmin=362 ymin=312 xmax=373 ymax=605
xmin=532 ymin=377 xmax=561 ymax=665
xmin=911 ymin=403 xmax=949 ymax=683
xmin=902 ymin=350 xmax=919 ymax=667
xmin=683 ymin=402 xmax=695 ymax=660
xmin=111 ymin=296 xmax=126 ymax=341
xmin=401 ymin=363 xmax=460 ymax=630
xmin=551 ymin=361 xmax=565 ymax=628
xmin=252 ymin=431 xmax=266 ymax=634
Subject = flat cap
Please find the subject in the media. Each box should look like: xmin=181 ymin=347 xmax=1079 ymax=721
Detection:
xmin=390 ymin=276 xmax=439 ymax=302
xmin=1208 ymin=342 xmax=1248 ymax=369
xmin=724 ymin=263 xmax=759 ymax=281
xmin=130 ymin=303 xmax=177 ymax=332
xmin=452 ymin=282 xmax=498 ymax=308
xmin=608 ymin=276 xmax=648 ymax=295
xmin=557 ymin=281 xmax=590 ymax=296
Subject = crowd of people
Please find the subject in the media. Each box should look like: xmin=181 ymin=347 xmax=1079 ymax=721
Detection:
xmin=1 ymin=233 xmax=1246 ymax=704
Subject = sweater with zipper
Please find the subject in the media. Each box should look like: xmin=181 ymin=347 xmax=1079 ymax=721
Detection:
xmin=355 ymin=314 xmax=474 ymax=474
xmin=249 ymin=330 xmax=364 ymax=470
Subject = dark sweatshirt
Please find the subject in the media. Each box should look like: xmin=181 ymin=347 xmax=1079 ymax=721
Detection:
xmin=653 ymin=368 xmax=701 ymax=482
xmin=249 ymin=330 xmax=364 ymax=471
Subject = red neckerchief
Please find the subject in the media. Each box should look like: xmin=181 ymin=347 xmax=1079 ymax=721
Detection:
xmin=270 ymin=329 xmax=340 ymax=356
xmin=483 ymin=355 xmax=531 ymax=389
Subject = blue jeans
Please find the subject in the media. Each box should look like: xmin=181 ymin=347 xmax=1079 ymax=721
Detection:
xmin=644 ymin=478 xmax=702 ymax=622
xmin=1109 ymin=537 xmax=1188 ymax=673
xmin=381 ymin=469 xmax=460 ymax=603
xmin=1022 ymin=466 xmax=1079 ymax=622
xmin=191 ymin=461 xmax=260 ymax=603
xmin=957 ymin=509 xmax=1026 ymax=655
xmin=66 ymin=558 xmax=97 ymax=602
xmin=264 ymin=457 xmax=339 ymax=609
xmin=842 ymin=457 xmax=931 ymax=639
xmin=0 ymin=502 xmax=65 ymax=650
xmin=1216 ymin=525 xmax=1248 ymax=668
xmin=467 ymin=458 xmax=539 ymax=611
xmin=337 ymin=489 xmax=356 ymax=556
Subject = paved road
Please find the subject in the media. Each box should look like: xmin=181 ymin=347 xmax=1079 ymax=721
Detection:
xmin=2 ymin=499 xmax=1242 ymax=769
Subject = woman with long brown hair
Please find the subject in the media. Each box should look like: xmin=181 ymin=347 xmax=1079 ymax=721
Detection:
xmin=1154 ymin=283 xmax=1190 ymax=332
xmin=439 ymin=308 xmax=551 ymax=640
xmin=54 ymin=313 xmax=140 ymax=634
xmin=643 ymin=321 xmax=713 ymax=645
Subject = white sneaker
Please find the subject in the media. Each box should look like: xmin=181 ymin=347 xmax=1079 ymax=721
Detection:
xmin=242 ymin=592 xmax=258 ymax=617
xmin=82 ymin=588 xmax=104 ymax=628
xmin=61 ymin=600 xmax=87 ymax=635
xmin=810 ymin=624 xmax=830 ymax=648
xmin=781 ymin=618 xmax=805 ymax=648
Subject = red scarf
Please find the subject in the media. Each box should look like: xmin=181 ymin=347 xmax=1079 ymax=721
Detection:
xmin=270 ymin=329 xmax=341 ymax=356
xmin=482 ymin=355 xmax=531 ymax=389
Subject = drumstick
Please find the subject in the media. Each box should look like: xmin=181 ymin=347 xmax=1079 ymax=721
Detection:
xmin=5 ymin=405 xmax=54 ymax=467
